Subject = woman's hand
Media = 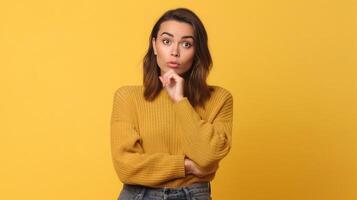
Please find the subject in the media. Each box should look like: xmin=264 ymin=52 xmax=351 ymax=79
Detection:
xmin=159 ymin=69 xmax=185 ymax=103
xmin=184 ymin=157 xmax=219 ymax=178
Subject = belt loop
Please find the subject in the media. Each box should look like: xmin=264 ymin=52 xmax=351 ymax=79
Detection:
xmin=134 ymin=187 xmax=146 ymax=200
xmin=183 ymin=187 xmax=192 ymax=200
xmin=163 ymin=187 xmax=169 ymax=200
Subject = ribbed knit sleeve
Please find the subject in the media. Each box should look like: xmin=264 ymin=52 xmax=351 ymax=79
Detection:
xmin=110 ymin=86 xmax=185 ymax=186
xmin=173 ymin=88 xmax=233 ymax=170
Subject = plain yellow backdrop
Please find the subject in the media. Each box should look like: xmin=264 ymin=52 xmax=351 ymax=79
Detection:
xmin=1 ymin=0 xmax=356 ymax=199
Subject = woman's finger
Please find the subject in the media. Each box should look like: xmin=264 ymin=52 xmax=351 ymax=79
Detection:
xmin=162 ymin=72 xmax=173 ymax=84
xmin=166 ymin=74 xmax=176 ymax=86
xmin=163 ymin=69 xmax=179 ymax=81
xmin=168 ymin=73 xmax=183 ymax=87
xmin=159 ymin=76 xmax=165 ymax=87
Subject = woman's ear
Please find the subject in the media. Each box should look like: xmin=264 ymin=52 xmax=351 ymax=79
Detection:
xmin=152 ymin=37 xmax=157 ymax=55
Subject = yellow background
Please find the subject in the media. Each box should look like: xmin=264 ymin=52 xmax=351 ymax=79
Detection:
xmin=1 ymin=0 xmax=356 ymax=199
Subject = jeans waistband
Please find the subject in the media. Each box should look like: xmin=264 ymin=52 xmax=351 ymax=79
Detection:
xmin=123 ymin=182 xmax=211 ymax=197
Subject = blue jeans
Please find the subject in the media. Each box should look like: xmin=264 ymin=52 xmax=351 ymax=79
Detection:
xmin=117 ymin=182 xmax=212 ymax=200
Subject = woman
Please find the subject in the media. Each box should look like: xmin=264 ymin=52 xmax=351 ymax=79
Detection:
xmin=111 ymin=7 xmax=233 ymax=200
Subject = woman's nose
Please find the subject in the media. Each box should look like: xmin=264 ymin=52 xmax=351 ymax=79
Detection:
xmin=170 ymin=44 xmax=179 ymax=57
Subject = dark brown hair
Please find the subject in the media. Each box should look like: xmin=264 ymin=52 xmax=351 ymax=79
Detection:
xmin=143 ymin=7 xmax=214 ymax=107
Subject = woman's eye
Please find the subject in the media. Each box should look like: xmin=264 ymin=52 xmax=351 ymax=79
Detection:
xmin=162 ymin=39 xmax=171 ymax=45
xmin=182 ymin=42 xmax=192 ymax=48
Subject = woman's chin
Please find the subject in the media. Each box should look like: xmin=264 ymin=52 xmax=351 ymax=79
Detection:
xmin=161 ymin=68 xmax=180 ymax=75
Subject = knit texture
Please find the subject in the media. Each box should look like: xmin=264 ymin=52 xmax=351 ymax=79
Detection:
xmin=110 ymin=85 xmax=233 ymax=188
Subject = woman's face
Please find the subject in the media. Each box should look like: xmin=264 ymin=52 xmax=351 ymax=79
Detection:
xmin=152 ymin=20 xmax=195 ymax=76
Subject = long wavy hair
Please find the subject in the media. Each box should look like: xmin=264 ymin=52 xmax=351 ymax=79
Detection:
xmin=143 ymin=8 xmax=214 ymax=107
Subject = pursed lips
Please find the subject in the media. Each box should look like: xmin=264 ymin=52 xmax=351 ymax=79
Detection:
xmin=167 ymin=61 xmax=180 ymax=68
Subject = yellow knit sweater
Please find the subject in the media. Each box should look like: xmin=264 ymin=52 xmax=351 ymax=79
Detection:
xmin=110 ymin=85 xmax=233 ymax=188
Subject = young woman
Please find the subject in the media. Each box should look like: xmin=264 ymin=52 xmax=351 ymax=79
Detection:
xmin=111 ymin=7 xmax=233 ymax=200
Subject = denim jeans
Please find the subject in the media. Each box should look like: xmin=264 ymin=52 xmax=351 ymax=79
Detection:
xmin=117 ymin=182 xmax=212 ymax=200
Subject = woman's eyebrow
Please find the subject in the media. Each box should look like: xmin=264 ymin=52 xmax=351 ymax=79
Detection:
xmin=160 ymin=32 xmax=194 ymax=40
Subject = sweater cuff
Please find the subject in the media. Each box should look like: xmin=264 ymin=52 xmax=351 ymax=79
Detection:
xmin=172 ymin=154 xmax=186 ymax=178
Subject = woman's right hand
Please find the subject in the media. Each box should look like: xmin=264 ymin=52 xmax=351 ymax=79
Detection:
xmin=184 ymin=157 xmax=219 ymax=178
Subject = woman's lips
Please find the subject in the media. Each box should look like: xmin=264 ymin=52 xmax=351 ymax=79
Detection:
xmin=167 ymin=62 xmax=180 ymax=68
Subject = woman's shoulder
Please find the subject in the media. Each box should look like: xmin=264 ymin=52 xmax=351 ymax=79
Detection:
xmin=115 ymin=85 xmax=143 ymax=93
xmin=209 ymin=85 xmax=233 ymax=100
xmin=205 ymin=85 xmax=233 ymax=110
xmin=113 ymin=85 xmax=144 ymax=100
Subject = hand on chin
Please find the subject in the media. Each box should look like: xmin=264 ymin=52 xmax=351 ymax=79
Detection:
xmin=159 ymin=69 xmax=185 ymax=103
